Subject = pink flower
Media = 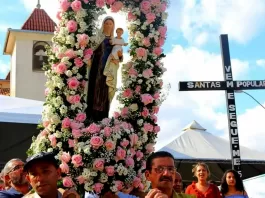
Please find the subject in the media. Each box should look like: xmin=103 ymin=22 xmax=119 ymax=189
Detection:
xmin=65 ymin=49 xmax=76 ymax=59
xmin=93 ymin=183 xmax=104 ymax=194
xmin=142 ymin=69 xmax=153 ymax=78
xmin=145 ymin=143 xmax=155 ymax=153
xmin=102 ymin=118 xmax=111 ymax=125
xmin=129 ymin=134 xmax=139 ymax=146
xmin=140 ymin=1 xmax=151 ymax=14
xmin=67 ymin=20 xmax=77 ymax=33
xmin=121 ymin=107 xmax=129 ymax=117
xmin=125 ymin=157 xmax=135 ymax=167
xmin=146 ymin=13 xmax=156 ymax=24
xmin=158 ymin=3 xmax=167 ymax=12
xmin=105 ymin=166 xmax=115 ymax=176
xmin=114 ymin=181 xmax=124 ymax=191
xmin=158 ymin=26 xmax=167 ymax=37
xmin=76 ymin=175 xmax=85 ymax=184
xmin=96 ymin=0 xmax=105 ymax=8
xmin=142 ymin=37 xmax=151 ymax=47
xmin=154 ymin=125 xmax=160 ymax=133
xmin=68 ymin=139 xmax=75 ymax=148
xmin=105 ymin=140 xmax=115 ymax=151
xmin=106 ymin=0 xmax=115 ymax=4
xmin=67 ymin=95 xmax=81 ymax=104
xmin=60 ymin=152 xmax=71 ymax=163
xmin=135 ymin=47 xmax=147 ymax=59
xmin=60 ymin=162 xmax=69 ymax=173
xmin=84 ymin=48 xmax=93 ymax=56
xmin=135 ymin=86 xmax=141 ymax=94
xmin=48 ymin=134 xmax=56 ymax=147
xmin=151 ymin=114 xmax=158 ymax=123
xmin=116 ymin=147 xmax=126 ymax=160
xmin=70 ymin=121 xmax=83 ymax=129
xmin=136 ymin=150 xmax=144 ymax=160
xmin=63 ymin=177 xmax=74 ymax=188
xmin=141 ymin=107 xmax=149 ymax=118
xmin=56 ymin=11 xmax=62 ymax=20
xmin=77 ymin=34 xmax=89 ymax=49
xmin=133 ymin=177 xmax=141 ymax=188
xmin=67 ymin=77 xmax=80 ymax=90
xmin=86 ymin=123 xmax=100 ymax=133
xmin=153 ymin=106 xmax=160 ymax=114
xmin=83 ymin=0 xmax=89 ymax=3
xmin=72 ymin=154 xmax=83 ymax=167
xmin=143 ymin=123 xmax=154 ymax=132
xmin=43 ymin=121 xmax=49 ymax=127
xmin=128 ymin=68 xmax=138 ymax=77
xmin=141 ymin=94 xmax=154 ymax=105
xmin=55 ymin=63 xmax=67 ymax=74
xmin=60 ymin=0 xmax=71 ymax=12
xmin=157 ymin=37 xmax=165 ymax=47
xmin=153 ymin=47 xmax=162 ymax=56
xmin=120 ymin=139 xmax=129 ymax=148
xmin=40 ymin=130 xmax=48 ymax=137
xmin=142 ymin=160 xmax=146 ymax=169
xmin=72 ymin=129 xmax=82 ymax=138
xmin=71 ymin=0 xmax=82 ymax=12
xmin=75 ymin=113 xmax=86 ymax=122
xmin=93 ymin=158 xmax=105 ymax=171
xmin=154 ymin=92 xmax=160 ymax=100
xmin=74 ymin=58 xmax=84 ymax=68
xmin=113 ymin=112 xmax=120 ymax=119
xmin=151 ymin=0 xmax=161 ymax=6
xmin=128 ymin=12 xmax=137 ymax=21
xmin=122 ymin=88 xmax=133 ymax=98
xmin=111 ymin=1 xmax=123 ymax=12
xmin=130 ymin=148 xmax=136 ymax=157
xmin=104 ymin=127 xmax=112 ymax=137
xmin=90 ymin=136 xmax=104 ymax=149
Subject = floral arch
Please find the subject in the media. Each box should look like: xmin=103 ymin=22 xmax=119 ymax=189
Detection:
xmin=28 ymin=0 xmax=168 ymax=196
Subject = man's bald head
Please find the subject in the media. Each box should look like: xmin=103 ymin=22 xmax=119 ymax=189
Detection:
xmin=173 ymin=172 xmax=183 ymax=193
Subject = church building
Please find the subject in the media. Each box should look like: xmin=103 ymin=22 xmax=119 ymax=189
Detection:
xmin=1 ymin=2 xmax=55 ymax=101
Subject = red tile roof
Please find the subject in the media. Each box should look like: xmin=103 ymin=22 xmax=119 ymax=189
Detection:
xmin=21 ymin=8 xmax=56 ymax=32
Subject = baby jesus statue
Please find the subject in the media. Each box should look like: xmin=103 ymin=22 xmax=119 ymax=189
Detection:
xmin=110 ymin=28 xmax=128 ymax=60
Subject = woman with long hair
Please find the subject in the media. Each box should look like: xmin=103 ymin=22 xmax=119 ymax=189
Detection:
xmin=220 ymin=170 xmax=248 ymax=198
xmin=185 ymin=162 xmax=221 ymax=198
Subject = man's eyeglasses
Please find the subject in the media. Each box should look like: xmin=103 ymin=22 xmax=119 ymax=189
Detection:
xmin=6 ymin=164 xmax=24 ymax=174
xmin=153 ymin=166 xmax=175 ymax=174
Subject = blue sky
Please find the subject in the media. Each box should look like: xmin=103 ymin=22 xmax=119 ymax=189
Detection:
xmin=1 ymin=0 xmax=265 ymax=197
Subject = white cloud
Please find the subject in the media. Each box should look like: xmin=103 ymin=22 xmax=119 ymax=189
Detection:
xmin=171 ymin=0 xmax=265 ymax=45
xmin=0 ymin=60 xmax=9 ymax=79
xmin=0 ymin=24 xmax=9 ymax=32
xmin=155 ymin=44 xmax=250 ymax=148
xmin=20 ymin=0 xmax=128 ymax=33
xmin=256 ymin=59 xmax=265 ymax=67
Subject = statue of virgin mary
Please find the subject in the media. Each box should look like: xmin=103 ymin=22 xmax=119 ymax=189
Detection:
xmin=86 ymin=16 xmax=122 ymax=122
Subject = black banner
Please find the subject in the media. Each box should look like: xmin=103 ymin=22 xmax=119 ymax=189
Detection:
xmin=179 ymin=80 xmax=265 ymax=91
xmin=221 ymin=34 xmax=242 ymax=176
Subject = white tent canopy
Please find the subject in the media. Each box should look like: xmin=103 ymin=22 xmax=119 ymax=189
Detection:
xmin=0 ymin=95 xmax=43 ymax=124
xmin=158 ymin=120 xmax=265 ymax=182
xmin=159 ymin=120 xmax=265 ymax=161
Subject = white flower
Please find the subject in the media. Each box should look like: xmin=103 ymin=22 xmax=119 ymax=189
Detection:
xmin=100 ymin=173 xmax=108 ymax=183
xmin=65 ymin=70 xmax=73 ymax=77
xmin=129 ymin=103 xmax=138 ymax=112
xmin=83 ymin=145 xmax=91 ymax=154
xmin=55 ymin=131 xmax=62 ymax=138
xmin=138 ymin=79 xmax=143 ymax=84
xmin=137 ymin=119 xmax=144 ymax=126
xmin=57 ymin=142 xmax=62 ymax=148
xmin=47 ymin=148 xmax=53 ymax=152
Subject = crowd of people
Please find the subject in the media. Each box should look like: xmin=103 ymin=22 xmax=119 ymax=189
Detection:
xmin=0 ymin=151 xmax=248 ymax=198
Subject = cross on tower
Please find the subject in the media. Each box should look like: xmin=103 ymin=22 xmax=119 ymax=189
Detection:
xmin=36 ymin=0 xmax=41 ymax=9
xmin=179 ymin=34 xmax=265 ymax=177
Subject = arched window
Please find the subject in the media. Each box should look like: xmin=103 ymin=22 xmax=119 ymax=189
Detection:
xmin=32 ymin=41 xmax=50 ymax=71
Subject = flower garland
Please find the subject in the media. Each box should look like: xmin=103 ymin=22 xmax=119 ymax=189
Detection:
xmin=28 ymin=0 xmax=168 ymax=195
